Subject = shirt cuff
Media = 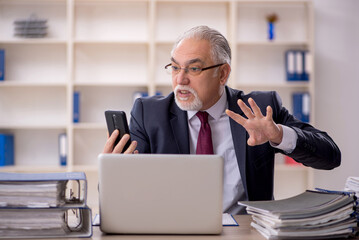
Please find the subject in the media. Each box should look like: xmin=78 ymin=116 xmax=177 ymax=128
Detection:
xmin=270 ymin=125 xmax=298 ymax=153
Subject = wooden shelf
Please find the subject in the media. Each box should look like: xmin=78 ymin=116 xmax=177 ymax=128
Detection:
xmin=0 ymin=0 xmax=314 ymax=203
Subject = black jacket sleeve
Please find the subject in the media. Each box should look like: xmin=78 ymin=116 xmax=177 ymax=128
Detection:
xmin=271 ymin=91 xmax=341 ymax=170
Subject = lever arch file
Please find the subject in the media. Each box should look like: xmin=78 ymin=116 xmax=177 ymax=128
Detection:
xmin=0 ymin=172 xmax=92 ymax=238
xmin=0 ymin=49 xmax=4 ymax=81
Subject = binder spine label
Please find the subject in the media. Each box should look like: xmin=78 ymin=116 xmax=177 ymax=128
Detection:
xmin=59 ymin=133 xmax=67 ymax=166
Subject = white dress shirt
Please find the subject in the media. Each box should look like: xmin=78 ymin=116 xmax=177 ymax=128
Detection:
xmin=187 ymin=90 xmax=298 ymax=214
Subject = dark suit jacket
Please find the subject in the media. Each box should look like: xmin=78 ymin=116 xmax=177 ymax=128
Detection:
xmin=129 ymin=86 xmax=341 ymax=201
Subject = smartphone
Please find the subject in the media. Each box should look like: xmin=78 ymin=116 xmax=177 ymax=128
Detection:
xmin=104 ymin=110 xmax=131 ymax=153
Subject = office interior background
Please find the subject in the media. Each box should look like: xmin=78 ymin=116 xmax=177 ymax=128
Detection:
xmin=0 ymin=0 xmax=358 ymax=211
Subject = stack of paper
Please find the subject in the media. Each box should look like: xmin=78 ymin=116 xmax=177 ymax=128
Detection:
xmin=345 ymin=177 xmax=359 ymax=195
xmin=0 ymin=181 xmax=66 ymax=208
xmin=13 ymin=14 xmax=48 ymax=38
xmin=238 ymin=190 xmax=359 ymax=239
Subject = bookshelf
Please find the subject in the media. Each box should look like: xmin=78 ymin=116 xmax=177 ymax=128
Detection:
xmin=0 ymin=0 xmax=314 ymax=206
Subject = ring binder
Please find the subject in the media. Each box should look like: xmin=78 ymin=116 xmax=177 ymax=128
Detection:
xmin=0 ymin=172 xmax=92 ymax=238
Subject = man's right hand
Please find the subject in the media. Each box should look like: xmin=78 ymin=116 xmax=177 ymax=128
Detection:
xmin=103 ymin=129 xmax=138 ymax=154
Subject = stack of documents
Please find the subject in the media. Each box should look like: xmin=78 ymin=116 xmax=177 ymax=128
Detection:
xmin=0 ymin=172 xmax=92 ymax=238
xmin=13 ymin=14 xmax=48 ymax=38
xmin=238 ymin=190 xmax=359 ymax=239
xmin=345 ymin=177 xmax=359 ymax=195
xmin=0 ymin=181 xmax=66 ymax=208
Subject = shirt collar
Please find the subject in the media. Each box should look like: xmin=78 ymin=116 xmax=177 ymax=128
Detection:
xmin=188 ymin=89 xmax=227 ymax=121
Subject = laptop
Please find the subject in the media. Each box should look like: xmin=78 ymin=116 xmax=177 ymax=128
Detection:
xmin=98 ymin=153 xmax=224 ymax=234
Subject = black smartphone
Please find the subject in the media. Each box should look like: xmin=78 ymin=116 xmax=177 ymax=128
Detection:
xmin=104 ymin=110 xmax=131 ymax=153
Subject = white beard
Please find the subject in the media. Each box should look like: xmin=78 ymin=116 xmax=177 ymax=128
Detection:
xmin=174 ymin=85 xmax=203 ymax=111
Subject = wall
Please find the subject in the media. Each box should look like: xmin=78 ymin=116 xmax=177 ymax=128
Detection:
xmin=313 ymin=0 xmax=359 ymax=189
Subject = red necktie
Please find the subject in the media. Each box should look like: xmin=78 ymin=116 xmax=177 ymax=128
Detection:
xmin=196 ymin=111 xmax=214 ymax=154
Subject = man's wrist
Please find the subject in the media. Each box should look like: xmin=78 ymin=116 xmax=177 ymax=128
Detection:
xmin=270 ymin=125 xmax=298 ymax=153
xmin=270 ymin=124 xmax=283 ymax=145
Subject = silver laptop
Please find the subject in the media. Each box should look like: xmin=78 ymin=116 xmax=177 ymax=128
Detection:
xmin=98 ymin=153 xmax=224 ymax=234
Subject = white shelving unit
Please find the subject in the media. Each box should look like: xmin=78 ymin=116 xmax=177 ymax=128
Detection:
xmin=0 ymin=0 xmax=314 ymax=207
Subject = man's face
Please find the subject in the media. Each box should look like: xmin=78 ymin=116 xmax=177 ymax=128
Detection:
xmin=171 ymin=38 xmax=226 ymax=111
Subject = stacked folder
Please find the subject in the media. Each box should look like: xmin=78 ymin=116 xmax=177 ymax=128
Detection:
xmin=239 ymin=190 xmax=359 ymax=239
xmin=13 ymin=14 xmax=48 ymax=38
xmin=345 ymin=177 xmax=359 ymax=195
xmin=0 ymin=172 xmax=92 ymax=238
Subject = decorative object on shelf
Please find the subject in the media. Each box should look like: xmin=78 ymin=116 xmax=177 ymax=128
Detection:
xmin=0 ymin=134 xmax=14 ymax=167
xmin=0 ymin=49 xmax=4 ymax=81
xmin=285 ymin=50 xmax=311 ymax=81
xmin=266 ymin=13 xmax=278 ymax=41
xmin=285 ymin=156 xmax=302 ymax=165
xmin=13 ymin=14 xmax=48 ymax=38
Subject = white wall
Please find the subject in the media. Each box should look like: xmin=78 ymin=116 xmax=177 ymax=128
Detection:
xmin=313 ymin=0 xmax=359 ymax=189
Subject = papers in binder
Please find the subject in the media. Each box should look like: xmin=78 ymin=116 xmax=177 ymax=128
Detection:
xmin=0 ymin=207 xmax=92 ymax=238
xmin=0 ymin=172 xmax=87 ymax=208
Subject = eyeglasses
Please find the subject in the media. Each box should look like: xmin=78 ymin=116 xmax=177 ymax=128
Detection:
xmin=164 ymin=63 xmax=225 ymax=76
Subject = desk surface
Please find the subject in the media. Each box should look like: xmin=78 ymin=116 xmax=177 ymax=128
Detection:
xmin=88 ymin=215 xmax=263 ymax=240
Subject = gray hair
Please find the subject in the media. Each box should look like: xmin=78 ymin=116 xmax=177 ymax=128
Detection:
xmin=171 ymin=26 xmax=231 ymax=65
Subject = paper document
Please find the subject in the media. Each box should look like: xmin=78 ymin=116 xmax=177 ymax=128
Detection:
xmin=222 ymin=213 xmax=239 ymax=226
xmin=93 ymin=213 xmax=238 ymax=227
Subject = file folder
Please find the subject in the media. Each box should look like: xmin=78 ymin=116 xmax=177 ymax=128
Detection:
xmin=58 ymin=133 xmax=67 ymax=166
xmin=0 ymin=49 xmax=4 ymax=81
xmin=73 ymin=91 xmax=80 ymax=123
xmin=0 ymin=134 xmax=14 ymax=166
xmin=292 ymin=92 xmax=310 ymax=123
xmin=0 ymin=172 xmax=92 ymax=238
xmin=285 ymin=50 xmax=310 ymax=81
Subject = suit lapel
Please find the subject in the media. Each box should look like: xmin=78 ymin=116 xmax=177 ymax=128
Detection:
xmin=226 ymin=86 xmax=249 ymax=199
xmin=169 ymin=98 xmax=190 ymax=154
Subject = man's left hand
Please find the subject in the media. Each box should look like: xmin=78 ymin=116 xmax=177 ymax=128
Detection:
xmin=226 ymin=98 xmax=283 ymax=146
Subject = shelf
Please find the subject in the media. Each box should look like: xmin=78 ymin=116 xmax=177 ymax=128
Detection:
xmin=0 ymin=39 xmax=67 ymax=44
xmin=275 ymin=164 xmax=307 ymax=172
xmin=155 ymin=1 xmax=228 ymax=42
xmin=0 ymin=165 xmax=68 ymax=173
xmin=74 ymin=1 xmax=149 ymax=42
xmin=238 ymin=82 xmax=310 ymax=88
xmin=74 ymin=44 xmax=148 ymax=84
xmin=73 ymin=82 xmax=148 ymax=87
xmin=0 ymin=81 xmax=67 ymax=87
xmin=0 ymin=124 xmax=66 ymax=130
xmin=74 ymin=40 xmax=148 ymax=45
xmin=72 ymin=165 xmax=99 ymax=172
xmin=73 ymin=122 xmax=106 ymax=130
xmin=237 ymin=41 xmax=308 ymax=46
xmin=0 ymin=0 xmax=315 ymax=202
xmin=0 ymin=44 xmax=67 ymax=83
